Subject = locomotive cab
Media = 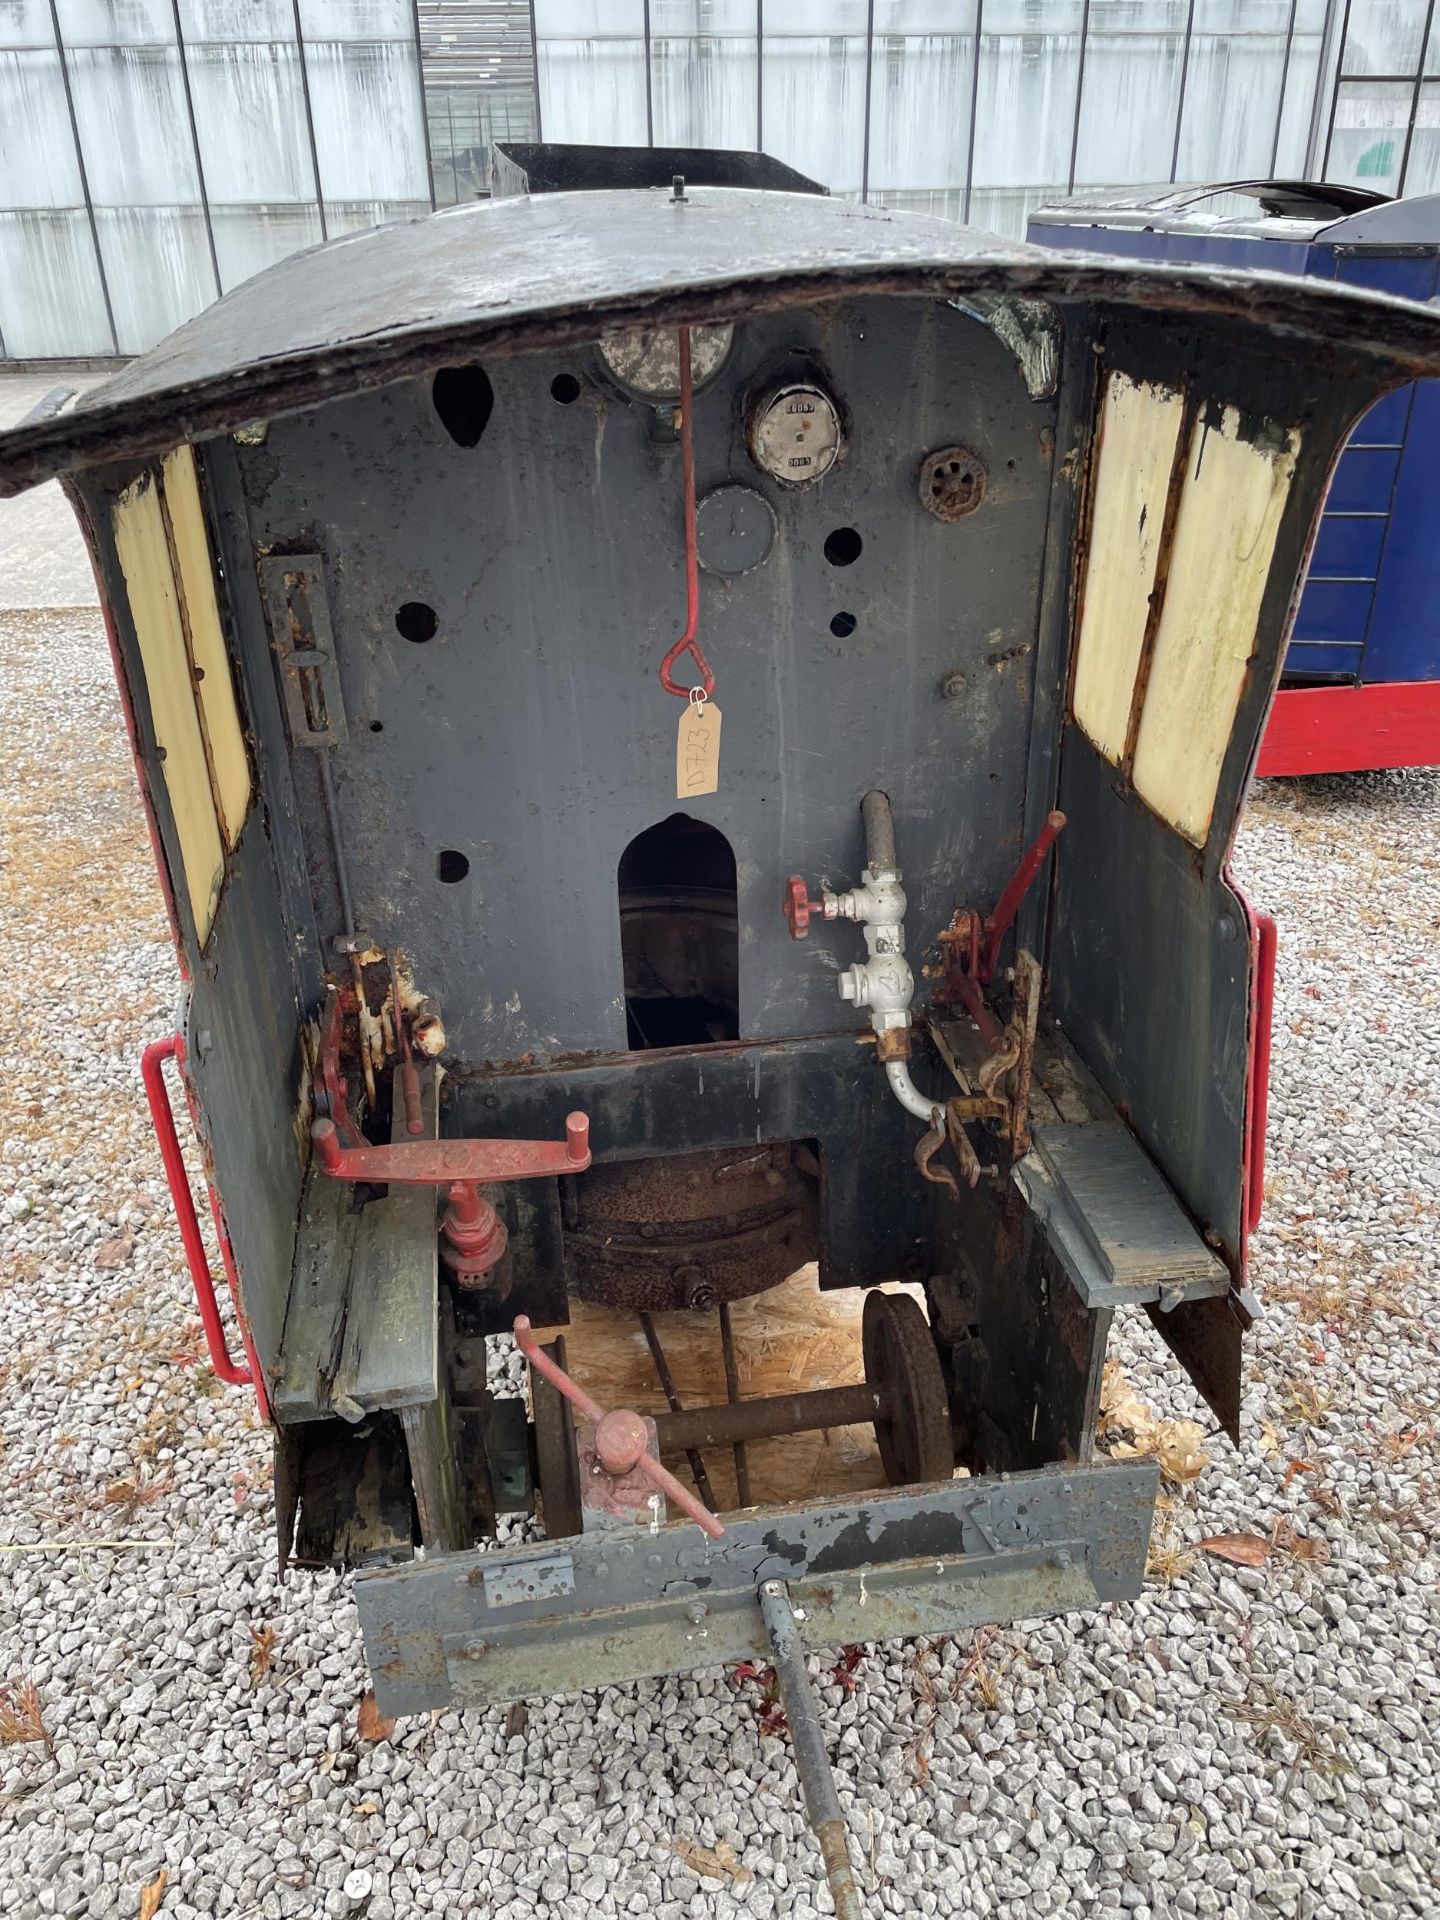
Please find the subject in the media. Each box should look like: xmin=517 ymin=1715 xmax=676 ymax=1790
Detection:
xmin=4 ymin=142 xmax=1437 ymax=1890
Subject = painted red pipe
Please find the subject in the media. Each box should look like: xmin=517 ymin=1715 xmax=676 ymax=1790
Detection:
xmin=1247 ymin=913 xmax=1278 ymax=1235
xmin=658 ymin=327 xmax=716 ymax=700
xmin=981 ymin=810 xmax=1066 ymax=983
xmin=140 ymin=1035 xmax=254 ymax=1390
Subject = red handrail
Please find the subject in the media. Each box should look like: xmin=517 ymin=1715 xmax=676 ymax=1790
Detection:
xmin=140 ymin=1035 xmax=254 ymax=1390
xmin=1247 ymin=913 xmax=1278 ymax=1235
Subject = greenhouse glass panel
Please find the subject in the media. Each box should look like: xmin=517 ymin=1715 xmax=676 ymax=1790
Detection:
xmin=1328 ymin=78 xmax=1412 ymax=191
xmin=1339 ymin=0 xmax=1429 ymax=78
xmin=535 ymin=0 xmax=648 ymax=146
xmin=1174 ymin=0 xmax=1293 ymax=183
xmin=1072 ymin=0 xmax=1190 ymax=189
xmin=971 ymin=1 xmax=1082 ymax=205
xmin=0 ymin=209 xmax=112 ymax=355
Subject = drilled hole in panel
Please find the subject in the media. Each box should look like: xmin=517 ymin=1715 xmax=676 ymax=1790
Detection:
xmin=551 ymin=373 xmax=581 ymax=404
xmin=830 ymin=611 xmax=857 ymax=638
xmin=823 ymin=527 xmax=862 ymax=567
xmin=436 ymin=850 xmax=470 ymax=884
xmin=432 ymin=365 xmax=494 ymax=446
xmin=396 ymin=602 xmax=438 ymax=643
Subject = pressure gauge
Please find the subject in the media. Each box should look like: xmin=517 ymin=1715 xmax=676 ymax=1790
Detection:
xmin=747 ymin=381 xmax=843 ymax=488
xmin=596 ymin=322 xmax=733 ymax=402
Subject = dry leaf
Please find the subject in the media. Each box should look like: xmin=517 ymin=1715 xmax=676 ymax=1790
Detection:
xmin=1099 ymin=1363 xmax=1211 ymax=1485
xmin=1154 ymin=1419 xmax=1211 ymax=1485
xmin=670 ymin=1839 xmax=752 ymax=1885
xmin=139 ymin=1868 xmax=168 ymax=1920
xmin=1198 ymin=1532 xmax=1272 ymax=1567
xmin=357 ymin=1690 xmax=395 ymax=1743
xmin=95 ymin=1234 xmax=134 ymax=1270
xmin=1258 ymin=1420 xmax=1281 ymax=1457
xmin=1272 ymin=1517 xmax=1332 ymax=1563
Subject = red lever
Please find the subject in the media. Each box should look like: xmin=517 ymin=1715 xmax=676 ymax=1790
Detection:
xmin=784 ymin=875 xmax=823 ymax=940
xmin=980 ymin=810 xmax=1066 ymax=982
xmin=311 ymin=1111 xmax=590 ymax=1185
xmin=514 ymin=1315 xmax=726 ymax=1540
xmin=311 ymin=1112 xmax=591 ymax=1286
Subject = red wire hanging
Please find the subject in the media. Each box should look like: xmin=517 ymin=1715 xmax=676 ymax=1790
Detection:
xmin=658 ymin=326 xmax=716 ymax=699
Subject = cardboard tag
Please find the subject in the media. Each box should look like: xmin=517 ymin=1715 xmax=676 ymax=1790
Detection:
xmin=676 ymin=699 xmax=722 ymax=799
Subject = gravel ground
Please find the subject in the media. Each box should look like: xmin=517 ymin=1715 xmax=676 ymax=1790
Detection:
xmin=1 ymin=604 xmax=1437 ymax=1920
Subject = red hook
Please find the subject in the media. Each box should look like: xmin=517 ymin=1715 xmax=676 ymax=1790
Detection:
xmin=658 ymin=326 xmax=716 ymax=700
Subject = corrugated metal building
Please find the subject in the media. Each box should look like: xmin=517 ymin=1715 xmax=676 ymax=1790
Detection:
xmin=2 ymin=0 xmax=1437 ymax=360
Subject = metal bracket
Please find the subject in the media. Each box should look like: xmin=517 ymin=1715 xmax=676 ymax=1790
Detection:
xmin=261 ymin=553 xmax=349 ymax=747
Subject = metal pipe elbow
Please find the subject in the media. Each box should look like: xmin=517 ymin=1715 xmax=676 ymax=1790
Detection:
xmin=885 ymin=1057 xmax=938 ymax=1123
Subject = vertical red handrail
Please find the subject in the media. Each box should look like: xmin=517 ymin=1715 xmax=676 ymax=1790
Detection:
xmin=140 ymin=1035 xmax=255 ymax=1391
xmin=1247 ymin=913 xmax=1278 ymax=1235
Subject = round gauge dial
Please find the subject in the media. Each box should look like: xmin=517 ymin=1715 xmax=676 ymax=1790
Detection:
xmin=747 ymin=382 xmax=843 ymax=488
xmin=597 ymin=322 xmax=734 ymax=401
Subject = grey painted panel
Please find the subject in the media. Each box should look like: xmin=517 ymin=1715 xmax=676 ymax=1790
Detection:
xmin=240 ymin=295 xmax=1056 ymax=1060
xmin=355 ymin=1458 xmax=1158 ymax=1714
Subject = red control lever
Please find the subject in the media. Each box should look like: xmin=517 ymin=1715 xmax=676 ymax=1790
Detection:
xmin=311 ymin=1112 xmax=590 ymax=1185
xmin=980 ymin=810 xmax=1066 ymax=982
xmin=513 ymin=1315 xmax=726 ymax=1540
xmin=311 ymin=1112 xmax=591 ymax=1287
xmin=784 ymin=875 xmax=824 ymax=940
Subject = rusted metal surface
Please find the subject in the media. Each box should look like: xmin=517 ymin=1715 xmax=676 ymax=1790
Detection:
xmin=653 ymin=1383 xmax=885 ymax=1453
xmin=717 ymin=1301 xmax=751 ymax=1507
xmin=919 ymin=445 xmax=987 ymax=521
xmin=565 ymin=1143 xmax=818 ymax=1312
xmin=758 ymin=1581 xmax=864 ymax=1920
xmin=638 ymin=1312 xmax=717 ymax=1513
xmin=861 ymin=1292 xmax=954 ymax=1487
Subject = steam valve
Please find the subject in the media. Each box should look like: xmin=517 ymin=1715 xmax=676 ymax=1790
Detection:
xmin=784 ymin=875 xmax=824 ymax=939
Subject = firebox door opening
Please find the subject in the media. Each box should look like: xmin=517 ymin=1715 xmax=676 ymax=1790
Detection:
xmin=619 ymin=814 xmax=739 ymax=1049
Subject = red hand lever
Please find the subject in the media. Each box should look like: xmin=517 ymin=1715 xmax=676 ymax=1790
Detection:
xmin=784 ymin=875 xmax=823 ymax=940
xmin=311 ymin=1113 xmax=591 ymax=1287
xmin=513 ymin=1315 xmax=726 ymax=1540
xmin=311 ymin=1111 xmax=590 ymax=1185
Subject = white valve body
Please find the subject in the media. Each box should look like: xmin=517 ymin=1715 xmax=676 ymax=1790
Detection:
xmin=821 ymin=866 xmax=937 ymax=1123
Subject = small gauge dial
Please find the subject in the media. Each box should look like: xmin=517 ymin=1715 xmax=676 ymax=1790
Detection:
xmin=597 ymin=322 xmax=734 ymax=401
xmin=747 ymin=382 xmax=843 ymax=488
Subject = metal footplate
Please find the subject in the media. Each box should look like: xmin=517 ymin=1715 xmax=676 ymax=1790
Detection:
xmin=355 ymin=1458 xmax=1158 ymax=1719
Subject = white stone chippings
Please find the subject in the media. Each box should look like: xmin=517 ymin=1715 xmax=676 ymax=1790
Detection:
xmin=0 ymin=604 xmax=1437 ymax=1920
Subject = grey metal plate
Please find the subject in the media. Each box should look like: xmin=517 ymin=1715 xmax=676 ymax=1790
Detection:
xmin=355 ymin=1459 xmax=1158 ymax=1716
xmin=240 ymin=296 xmax=1050 ymax=1061
xmin=1014 ymin=1120 xmax=1229 ymax=1310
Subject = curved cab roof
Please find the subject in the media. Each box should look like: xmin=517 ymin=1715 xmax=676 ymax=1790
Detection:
xmin=4 ymin=185 xmax=1440 ymax=498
